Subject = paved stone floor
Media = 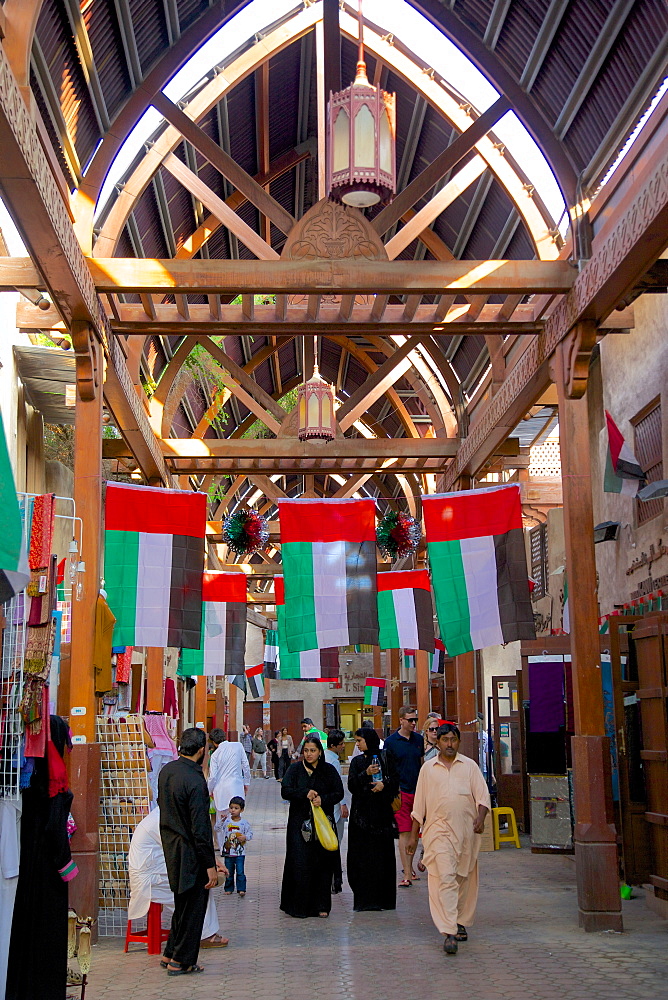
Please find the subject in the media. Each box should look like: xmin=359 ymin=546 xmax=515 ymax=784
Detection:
xmin=86 ymin=776 xmax=667 ymax=1000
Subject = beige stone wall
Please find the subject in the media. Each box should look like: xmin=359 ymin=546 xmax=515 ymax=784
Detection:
xmin=593 ymin=292 xmax=668 ymax=614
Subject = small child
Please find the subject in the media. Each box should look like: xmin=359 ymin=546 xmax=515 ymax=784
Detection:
xmin=216 ymin=796 xmax=253 ymax=896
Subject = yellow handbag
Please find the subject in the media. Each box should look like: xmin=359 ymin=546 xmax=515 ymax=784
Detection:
xmin=310 ymin=804 xmax=339 ymax=851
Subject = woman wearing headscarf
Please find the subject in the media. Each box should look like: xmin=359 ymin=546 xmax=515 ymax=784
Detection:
xmin=280 ymin=735 xmax=343 ymax=918
xmin=7 ymin=716 xmax=78 ymax=1000
xmin=347 ymin=726 xmax=399 ymax=912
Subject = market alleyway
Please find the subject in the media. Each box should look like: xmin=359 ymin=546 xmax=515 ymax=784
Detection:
xmin=86 ymin=777 xmax=666 ymax=1000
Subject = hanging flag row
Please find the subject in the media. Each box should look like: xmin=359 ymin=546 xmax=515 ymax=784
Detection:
xmin=102 ymin=484 xmax=535 ymax=673
xmin=276 ymin=490 xmax=535 ymax=658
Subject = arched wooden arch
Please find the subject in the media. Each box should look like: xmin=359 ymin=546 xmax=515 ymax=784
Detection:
xmin=92 ymin=6 xmax=558 ymax=260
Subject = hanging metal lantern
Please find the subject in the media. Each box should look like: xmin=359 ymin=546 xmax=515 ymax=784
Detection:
xmin=297 ymin=366 xmax=336 ymax=442
xmin=327 ymin=1 xmax=396 ymax=208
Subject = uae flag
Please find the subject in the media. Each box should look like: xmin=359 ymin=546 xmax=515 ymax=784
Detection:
xmin=403 ymin=649 xmax=416 ymax=671
xmin=364 ymin=677 xmax=387 ymax=707
xmin=246 ymin=663 xmax=265 ymax=699
xmin=430 ymin=638 xmax=446 ymax=673
xmin=377 ymin=569 xmax=434 ymax=652
xmin=0 ymin=410 xmax=29 ymax=605
xmin=277 ymin=498 xmax=378 ymax=651
xmin=229 ymin=673 xmax=246 ymax=693
xmin=180 ymin=573 xmax=246 ymax=676
xmin=105 ymin=483 xmax=205 ymax=648
xmin=275 ymin=576 xmax=340 ymax=679
xmin=604 ymin=411 xmax=645 ymax=495
xmin=264 ymin=629 xmax=279 ymax=679
xmin=423 ymin=485 xmax=535 ymax=656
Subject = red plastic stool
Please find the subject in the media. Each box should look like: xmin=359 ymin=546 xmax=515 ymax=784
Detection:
xmin=124 ymin=902 xmax=170 ymax=955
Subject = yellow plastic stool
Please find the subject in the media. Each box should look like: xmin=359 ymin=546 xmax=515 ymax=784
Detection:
xmin=491 ymin=806 xmax=521 ymax=849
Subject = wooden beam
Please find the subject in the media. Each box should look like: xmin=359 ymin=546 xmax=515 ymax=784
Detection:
xmin=0 ymin=257 xmax=42 ymax=288
xmin=152 ymin=91 xmax=295 ymax=236
xmin=337 ymin=336 xmax=423 ymax=431
xmin=21 ymin=298 xmax=542 ymax=336
xmin=89 ymin=258 xmax=575 ymax=296
xmin=385 ymin=157 xmax=487 ymax=260
xmin=176 ymin=147 xmax=310 ymax=259
xmin=445 ymin=138 xmax=668 ymax=486
xmin=373 ymin=96 xmax=510 ymax=236
xmin=323 ymin=0 xmax=341 ymax=97
xmin=105 ymin=436 xmax=520 ymax=463
xmin=163 ymin=153 xmax=279 ymax=260
xmin=0 ymin=43 xmax=168 ymax=484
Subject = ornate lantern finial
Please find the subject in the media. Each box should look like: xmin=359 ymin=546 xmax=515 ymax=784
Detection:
xmin=327 ymin=0 xmax=396 ymax=208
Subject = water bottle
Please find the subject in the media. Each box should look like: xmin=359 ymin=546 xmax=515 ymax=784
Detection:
xmin=370 ymin=755 xmax=382 ymax=783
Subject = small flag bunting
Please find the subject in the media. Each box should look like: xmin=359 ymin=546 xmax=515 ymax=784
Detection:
xmin=245 ymin=663 xmax=265 ymax=699
xmin=179 ymin=572 xmax=246 ymax=676
xmin=264 ymin=629 xmax=279 ymax=678
xmin=377 ymin=569 xmax=434 ymax=652
xmin=430 ymin=638 xmax=446 ymax=673
xmin=604 ymin=411 xmax=645 ymax=495
xmin=275 ymin=576 xmax=340 ymax=679
xmin=364 ymin=677 xmax=387 ymax=707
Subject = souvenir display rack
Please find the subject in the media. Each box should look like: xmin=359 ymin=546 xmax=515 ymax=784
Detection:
xmin=0 ymin=585 xmax=26 ymax=799
xmin=96 ymin=714 xmax=151 ymax=936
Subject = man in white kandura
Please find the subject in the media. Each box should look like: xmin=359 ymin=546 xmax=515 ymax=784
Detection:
xmin=207 ymin=729 xmax=250 ymax=822
xmin=127 ymin=808 xmax=228 ymax=949
xmin=407 ymin=722 xmax=491 ymax=957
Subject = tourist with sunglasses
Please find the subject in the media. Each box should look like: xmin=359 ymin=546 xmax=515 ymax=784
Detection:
xmin=384 ymin=706 xmax=424 ymax=887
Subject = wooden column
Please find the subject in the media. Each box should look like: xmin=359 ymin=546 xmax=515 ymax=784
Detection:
xmin=215 ymin=683 xmax=226 ymax=730
xmin=388 ymin=648 xmax=401 ymax=730
xmin=68 ymin=334 xmax=102 ymax=930
xmin=455 ymin=652 xmax=478 ymax=761
xmin=194 ymin=675 xmax=207 ymax=730
xmin=69 ymin=336 xmax=102 ymax=742
xmin=228 ymin=680 xmax=238 ymax=740
xmin=415 ymin=649 xmax=430 ymax=722
xmin=145 ymin=647 xmax=163 ymax=712
xmin=556 ymin=337 xmax=622 ymax=932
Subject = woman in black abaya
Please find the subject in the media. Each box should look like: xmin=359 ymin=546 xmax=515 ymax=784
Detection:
xmin=280 ymin=736 xmax=343 ymax=918
xmin=7 ymin=715 xmax=77 ymax=1000
xmin=347 ymin=726 xmax=399 ymax=912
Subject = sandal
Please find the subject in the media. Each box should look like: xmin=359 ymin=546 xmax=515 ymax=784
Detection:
xmin=410 ymin=871 xmax=421 ymax=881
xmin=200 ymin=935 xmax=229 ymax=948
xmin=455 ymin=924 xmax=468 ymax=941
xmin=417 ymin=860 xmax=427 ymax=873
xmin=167 ymin=963 xmax=204 ymax=976
xmin=398 ymin=878 xmax=412 ymax=888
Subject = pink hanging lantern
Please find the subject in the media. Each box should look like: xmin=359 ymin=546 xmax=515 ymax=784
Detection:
xmin=327 ymin=1 xmax=396 ymax=208
xmin=297 ymin=366 xmax=336 ymax=442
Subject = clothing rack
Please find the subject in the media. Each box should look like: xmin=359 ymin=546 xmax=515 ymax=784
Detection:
xmin=96 ymin=715 xmax=151 ymax=936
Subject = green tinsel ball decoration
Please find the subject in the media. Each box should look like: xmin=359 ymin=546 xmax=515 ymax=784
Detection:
xmin=376 ymin=511 xmax=421 ymax=559
xmin=222 ymin=508 xmax=269 ymax=555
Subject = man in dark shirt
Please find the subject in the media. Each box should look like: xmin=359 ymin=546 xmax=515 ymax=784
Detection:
xmin=385 ymin=706 xmax=424 ymax=886
xmin=158 ymin=727 xmax=219 ymax=976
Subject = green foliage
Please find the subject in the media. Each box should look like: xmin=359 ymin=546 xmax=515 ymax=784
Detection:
xmin=44 ymin=423 xmax=74 ymax=468
xmin=241 ymin=387 xmax=298 ymax=440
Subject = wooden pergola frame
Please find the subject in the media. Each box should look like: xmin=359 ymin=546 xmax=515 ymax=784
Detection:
xmin=1 ymin=0 xmax=667 ymax=935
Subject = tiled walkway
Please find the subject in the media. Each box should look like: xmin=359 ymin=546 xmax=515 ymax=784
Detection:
xmin=86 ymin=776 xmax=667 ymax=1000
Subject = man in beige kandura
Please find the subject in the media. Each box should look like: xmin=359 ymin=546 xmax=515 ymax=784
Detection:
xmin=407 ymin=721 xmax=491 ymax=956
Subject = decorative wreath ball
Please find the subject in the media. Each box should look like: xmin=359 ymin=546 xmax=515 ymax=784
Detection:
xmin=376 ymin=511 xmax=421 ymax=559
xmin=223 ymin=508 xmax=270 ymax=555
